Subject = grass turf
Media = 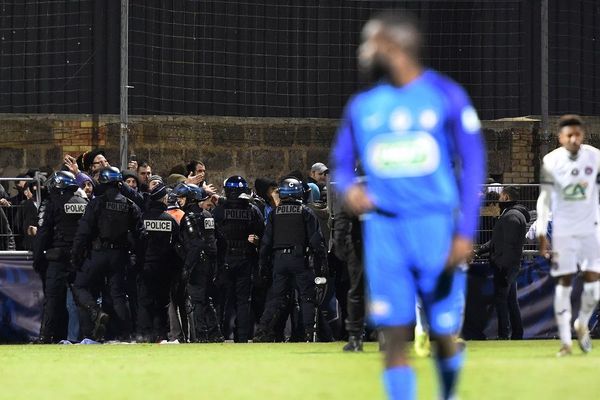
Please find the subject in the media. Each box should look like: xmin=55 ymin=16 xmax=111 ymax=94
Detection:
xmin=0 ymin=340 xmax=599 ymax=399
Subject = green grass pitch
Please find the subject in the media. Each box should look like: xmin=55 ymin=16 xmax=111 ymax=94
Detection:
xmin=1 ymin=340 xmax=599 ymax=399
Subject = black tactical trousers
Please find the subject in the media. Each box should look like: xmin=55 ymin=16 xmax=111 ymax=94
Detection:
xmin=168 ymin=268 xmax=189 ymax=342
xmin=345 ymin=244 xmax=365 ymax=335
xmin=137 ymin=262 xmax=172 ymax=341
xmin=187 ymin=257 xmax=221 ymax=342
xmin=260 ymin=251 xmax=316 ymax=336
xmin=73 ymin=249 xmax=131 ymax=339
xmin=40 ymin=261 xmax=70 ymax=342
xmin=218 ymin=258 xmax=253 ymax=342
xmin=492 ymin=263 xmax=523 ymax=340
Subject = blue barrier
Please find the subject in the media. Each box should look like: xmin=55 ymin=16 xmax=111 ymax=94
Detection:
xmin=0 ymin=255 xmax=43 ymax=343
xmin=463 ymin=257 xmax=598 ymax=340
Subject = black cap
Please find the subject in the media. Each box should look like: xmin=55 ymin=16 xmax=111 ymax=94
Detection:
xmin=83 ymin=149 xmax=106 ymax=172
xmin=149 ymin=182 xmax=167 ymax=201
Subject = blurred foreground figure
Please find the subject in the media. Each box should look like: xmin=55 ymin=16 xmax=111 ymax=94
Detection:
xmin=331 ymin=11 xmax=485 ymax=400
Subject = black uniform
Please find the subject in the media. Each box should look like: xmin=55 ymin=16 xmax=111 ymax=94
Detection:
xmin=136 ymin=200 xmax=180 ymax=342
xmin=213 ymin=200 xmax=264 ymax=342
xmin=257 ymin=201 xmax=326 ymax=340
xmin=333 ymin=208 xmax=365 ymax=337
xmin=71 ymin=186 xmax=144 ymax=340
xmin=32 ymin=190 xmax=88 ymax=342
xmin=180 ymin=203 xmax=222 ymax=342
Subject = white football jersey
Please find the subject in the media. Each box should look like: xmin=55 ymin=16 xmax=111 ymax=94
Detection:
xmin=541 ymin=144 xmax=600 ymax=236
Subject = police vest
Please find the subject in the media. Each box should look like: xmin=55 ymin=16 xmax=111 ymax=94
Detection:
xmin=182 ymin=211 xmax=217 ymax=255
xmin=221 ymin=206 xmax=252 ymax=250
xmin=98 ymin=193 xmax=131 ymax=242
xmin=272 ymin=203 xmax=306 ymax=249
xmin=39 ymin=192 xmax=87 ymax=247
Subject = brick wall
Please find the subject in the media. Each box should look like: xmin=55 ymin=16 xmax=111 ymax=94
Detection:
xmin=1 ymin=113 xmax=597 ymax=189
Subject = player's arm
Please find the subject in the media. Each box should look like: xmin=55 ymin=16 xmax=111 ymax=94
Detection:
xmin=450 ymin=99 xmax=486 ymax=240
xmin=446 ymin=85 xmax=486 ymax=266
xmin=330 ymin=104 xmax=373 ymax=215
xmin=536 ymin=164 xmax=553 ymax=257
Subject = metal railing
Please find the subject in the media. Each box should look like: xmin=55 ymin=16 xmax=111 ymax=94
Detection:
xmin=0 ymin=175 xmax=42 ymax=252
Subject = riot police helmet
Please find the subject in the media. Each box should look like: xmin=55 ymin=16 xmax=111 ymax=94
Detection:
xmin=97 ymin=166 xmax=123 ymax=184
xmin=279 ymin=178 xmax=304 ymax=202
xmin=188 ymin=184 xmax=210 ymax=202
xmin=173 ymin=182 xmax=192 ymax=199
xmin=47 ymin=171 xmax=78 ymax=193
xmin=224 ymin=175 xmax=250 ymax=200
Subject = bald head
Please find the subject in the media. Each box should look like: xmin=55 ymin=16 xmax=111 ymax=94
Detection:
xmin=361 ymin=11 xmax=422 ymax=57
xmin=358 ymin=11 xmax=423 ymax=83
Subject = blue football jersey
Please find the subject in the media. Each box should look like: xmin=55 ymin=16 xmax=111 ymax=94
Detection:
xmin=331 ymin=69 xmax=486 ymax=238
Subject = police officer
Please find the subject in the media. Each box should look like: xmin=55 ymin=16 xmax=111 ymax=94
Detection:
xmin=176 ymin=183 xmax=223 ymax=342
xmin=136 ymin=183 xmax=180 ymax=342
xmin=334 ymin=206 xmax=365 ymax=351
xmin=213 ymin=176 xmax=264 ymax=342
xmin=255 ymin=178 xmax=326 ymax=342
xmin=33 ymin=171 xmax=88 ymax=343
xmin=71 ymin=167 xmax=144 ymax=341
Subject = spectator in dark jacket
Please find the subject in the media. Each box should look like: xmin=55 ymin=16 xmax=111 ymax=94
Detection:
xmin=0 ymin=207 xmax=15 ymax=251
xmin=475 ymin=186 xmax=530 ymax=340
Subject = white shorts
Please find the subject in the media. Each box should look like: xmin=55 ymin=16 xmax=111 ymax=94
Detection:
xmin=551 ymin=232 xmax=600 ymax=277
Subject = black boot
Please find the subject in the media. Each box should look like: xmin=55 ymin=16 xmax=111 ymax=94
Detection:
xmin=91 ymin=308 xmax=109 ymax=342
xmin=343 ymin=333 xmax=364 ymax=352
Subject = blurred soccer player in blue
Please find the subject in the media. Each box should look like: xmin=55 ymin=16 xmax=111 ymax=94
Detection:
xmin=331 ymin=11 xmax=485 ymax=400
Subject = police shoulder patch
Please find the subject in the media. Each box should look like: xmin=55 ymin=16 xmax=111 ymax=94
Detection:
xmin=144 ymin=219 xmax=172 ymax=232
xmin=204 ymin=218 xmax=215 ymax=230
xmin=64 ymin=203 xmax=87 ymax=214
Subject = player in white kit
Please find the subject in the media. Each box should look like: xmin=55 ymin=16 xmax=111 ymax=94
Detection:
xmin=536 ymin=114 xmax=600 ymax=356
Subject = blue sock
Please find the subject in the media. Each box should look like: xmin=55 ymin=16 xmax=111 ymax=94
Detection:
xmin=436 ymin=350 xmax=465 ymax=400
xmin=383 ymin=365 xmax=416 ymax=400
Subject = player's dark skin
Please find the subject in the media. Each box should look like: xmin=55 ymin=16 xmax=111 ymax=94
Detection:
xmin=538 ymin=124 xmax=600 ymax=286
xmin=351 ymin=22 xmax=463 ymax=371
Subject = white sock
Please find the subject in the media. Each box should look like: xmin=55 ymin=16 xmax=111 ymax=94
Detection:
xmin=578 ymin=281 xmax=600 ymax=328
xmin=554 ymin=285 xmax=573 ymax=346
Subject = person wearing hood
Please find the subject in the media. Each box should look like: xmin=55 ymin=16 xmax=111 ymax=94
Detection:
xmin=252 ymin=178 xmax=279 ymax=223
xmin=475 ymin=186 xmax=529 ymax=340
xmin=75 ymin=172 xmax=95 ymax=199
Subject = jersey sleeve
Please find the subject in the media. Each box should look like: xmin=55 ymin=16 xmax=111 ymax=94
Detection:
xmin=443 ymin=81 xmax=486 ymax=239
xmin=330 ymin=103 xmax=358 ymax=195
xmin=540 ymin=161 xmax=554 ymax=185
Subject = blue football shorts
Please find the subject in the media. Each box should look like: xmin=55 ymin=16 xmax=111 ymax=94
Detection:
xmin=364 ymin=211 xmax=465 ymax=336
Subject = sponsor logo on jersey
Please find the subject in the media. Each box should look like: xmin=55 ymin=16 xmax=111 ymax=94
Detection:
xmin=419 ymin=109 xmax=438 ymax=130
xmin=571 ymin=168 xmax=579 ymax=176
xmin=389 ymin=107 xmax=412 ymax=131
xmin=64 ymin=203 xmax=86 ymax=214
xmin=276 ymin=204 xmax=302 ymax=214
xmin=204 ymin=218 xmax=215 ymax=230
xmin=366 ymin=131 xmax=441 ymax=178
xmin=461 ymin=106 xmax=481 ymax=133
xmin=106 ymin=202 xmax=129 ymax=212
xmin=144 ymin=219 xmax=172 ymax=232
xmin=562 ymin=182 xmax=588 ymax=201
xmin=224 ymin=209 xmax=250 ymax=220
xmin=585 ymin=166 xmax=593 ymax=175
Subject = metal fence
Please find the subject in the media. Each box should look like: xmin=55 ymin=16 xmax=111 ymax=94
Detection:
xmin=0 ymin=176 xmax=42 ymax=253
xmin=476 ymin=183 xmax=540 ymax=253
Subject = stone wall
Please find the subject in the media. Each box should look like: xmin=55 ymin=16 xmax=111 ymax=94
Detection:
xmin=2 ymin=113 xmax=597 ymax=189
